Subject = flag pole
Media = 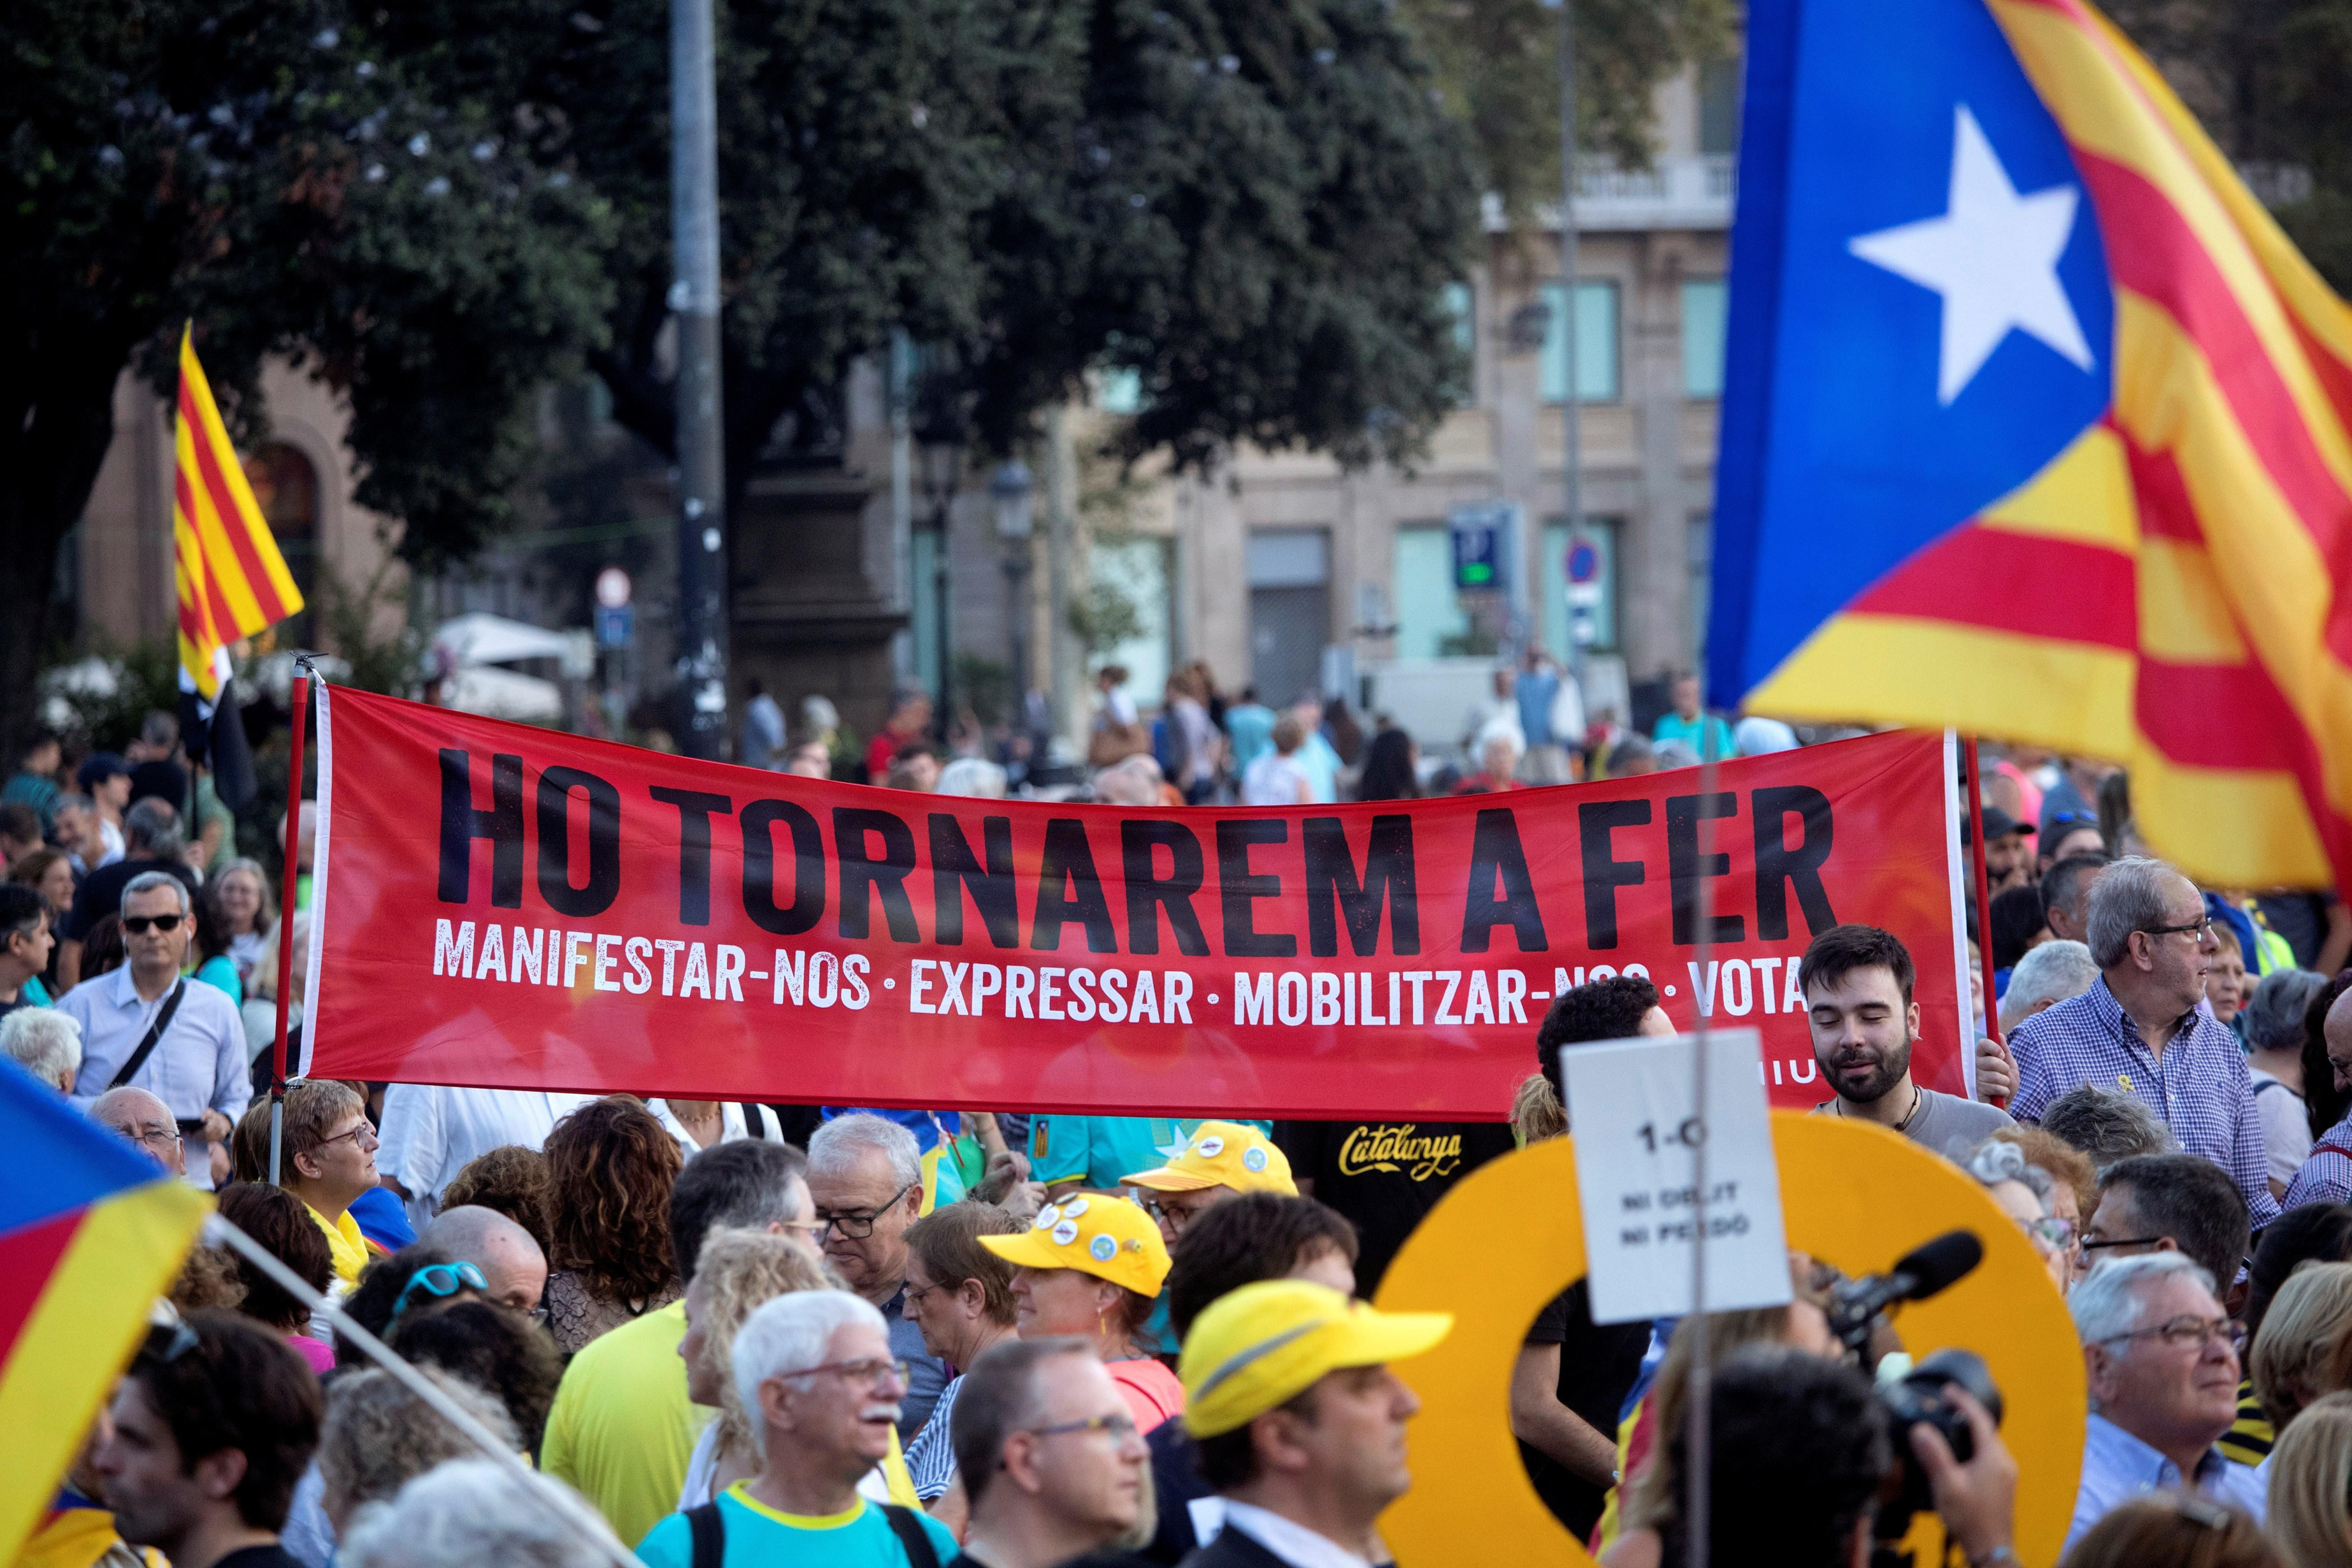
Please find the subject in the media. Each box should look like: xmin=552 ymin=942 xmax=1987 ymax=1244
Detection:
xmin=1962 ymin=737 xmax=2005 ymax=1102
xmin=267 ymin=667 xmax=312 ymax=1185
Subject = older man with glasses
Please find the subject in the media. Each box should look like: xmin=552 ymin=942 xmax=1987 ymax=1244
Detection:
xmin=1992 ymin=856 xmax=2279 ymax=1228
xmin=636 ymin=1290 xmax=958 ymax=1568
xmin=59 ymin=870 xmax=248 ymax=1188
xmin=2067 ymin=1253 xmax=2264 ymax=1554
xmin=808 ymin=1113 xmax=949 ymax=1440
xmin=91 ymin=1085 xmax=189 ymax=1178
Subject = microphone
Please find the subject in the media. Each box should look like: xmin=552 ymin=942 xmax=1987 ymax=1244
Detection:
xmin=1826 ymin=1230 xmax=1983 ymax=1356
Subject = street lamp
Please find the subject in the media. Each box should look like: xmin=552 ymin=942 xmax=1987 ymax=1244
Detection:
xmin=991 ymin=461 xmax=1036 ymax=725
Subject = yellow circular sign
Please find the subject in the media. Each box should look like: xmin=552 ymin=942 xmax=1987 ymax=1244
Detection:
xmin=1373 ymin=1113 xmax=2084 ymax=1566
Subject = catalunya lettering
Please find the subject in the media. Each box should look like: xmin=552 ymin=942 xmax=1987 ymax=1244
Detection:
xmin=304 ymin=687 xmax=1966 ymax=1119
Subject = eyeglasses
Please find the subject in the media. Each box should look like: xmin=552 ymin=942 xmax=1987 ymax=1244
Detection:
xmin=1137 ymin=1198 xmax=1208 ymax=1235
xmin=2028 ymin=1217 xmax=2078 ymax=1253
xmin=2140 ymin=917 xmax=2214 ymax=944
xmin=786 ymin=1356 xmax=910 ymax=1388
xmin=2100 ymin=1314 xmax=2246 ymax=1355
xmin=115 ymin=1121 xmax=183 ymax=1154
xmin=814 ymin=1184 xmax=914 ymax=1240
xmin=390 ymin=1260 xmax=489 ymax=1322
xmin=1021 ymin=1412 xmax=1140 ymax=1442
xmin=2080 ymin=1234 xmax=2163 ymax=1253
xmin=121 ymin=914 xmax=185 ymax=934
xmin=308 ymin=1121 xmax=379 ymax=1155
xmin=903 ymin=1279 xmax=956 ymax=1309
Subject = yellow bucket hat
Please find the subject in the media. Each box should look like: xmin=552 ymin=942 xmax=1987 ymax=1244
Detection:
xmin=979 ymin=1192 xmax=1172 ymax=1298
xmin=1180 ymin=1279 xmax=1453 ymax=1438
xmin=1118 ymin=1120 xmax=1297 ymax=1196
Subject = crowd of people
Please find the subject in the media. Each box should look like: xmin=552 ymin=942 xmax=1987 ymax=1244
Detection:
xmin=750 ymin=657 xmax=1817 ymax=811
xmin=18 ymin=693 xmax=2352 ymax=1567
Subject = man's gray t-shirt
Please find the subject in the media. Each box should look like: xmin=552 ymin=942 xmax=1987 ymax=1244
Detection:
xmin=1812 ymin=1086 xmax=2014 ymax=1159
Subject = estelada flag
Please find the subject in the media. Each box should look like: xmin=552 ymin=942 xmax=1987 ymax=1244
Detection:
xmin=1709 ymin=0 xmax=2352 ymax=891
xmin=174 ymin=327 xmax=305 ymax=702
xmin=0 ymin=1058 xmax=207 ymax=1560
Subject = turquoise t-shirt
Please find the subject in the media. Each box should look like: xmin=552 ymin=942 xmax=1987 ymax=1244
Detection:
xmin=1028 ymin=1116 xmax=1268 ymax=1190
xmin=1651 ymin=712 xmax=1739 ymax=760
xmin=636 ymin=1486 xmax=957 ymax=1568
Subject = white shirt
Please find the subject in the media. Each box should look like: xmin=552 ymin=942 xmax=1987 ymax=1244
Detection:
xmin=1242 ymin=753 xmax=1309 ymax=807
xmin=376 ymin=1085 xmax=594 ymax=1229
xmin=650 ymin=1099 xmax=787 ymax=1159
xmin=61 ymin=965 xmax=250 ymax=1124
xmin=2251 ymin=1071 xmax=2314 ymax=1186
xmin=1213 ymin=1501 xmax=1375 ymax=1568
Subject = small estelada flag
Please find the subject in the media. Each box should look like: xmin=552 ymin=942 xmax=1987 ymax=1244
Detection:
xmin=173 ymin=326 xmax=305 ymax=701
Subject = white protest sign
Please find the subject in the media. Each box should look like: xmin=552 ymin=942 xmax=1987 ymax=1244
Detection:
xmin=1561 ymin=1027 xmax=1793 ymax=1325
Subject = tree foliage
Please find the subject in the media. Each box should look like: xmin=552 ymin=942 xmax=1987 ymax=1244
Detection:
xmin=1397 ymin=0 xmax=1732 ymax=225
xmin=2106 ymin=0 xmax=2352 ymax=289
xmin=3 ymin=0 xmax=615 ymax=759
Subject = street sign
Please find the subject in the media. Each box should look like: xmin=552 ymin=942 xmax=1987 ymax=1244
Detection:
xmin=1449 ymin=503 xmax=1508 ymax=590
xmin=595 ymin=567 xmax=633 ymax=609
xmin=595 ymin=604 xmax=635 ymax=648
xmin=1566 ymin=538 xmax=1599 ymax=585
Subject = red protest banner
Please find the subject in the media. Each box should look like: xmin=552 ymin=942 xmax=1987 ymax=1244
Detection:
xmin=300 ymin=686 xmax=1970 ymax=1119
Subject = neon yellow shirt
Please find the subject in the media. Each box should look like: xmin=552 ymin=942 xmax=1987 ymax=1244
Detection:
xmin=543 ymin=1301 xmax=711 ymax=1550
xmin=636 ymin=1483 xmax=957 ymax=1568
xmin=306 ymin=1202 xmax=371 ymax=1288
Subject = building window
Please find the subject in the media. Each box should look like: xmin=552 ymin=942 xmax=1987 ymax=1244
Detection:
xmin=1393 ymin=524 xmax=1471 ymax=660
xmin=1688 ymin=511 xmax=1713 ymax=668
xmin=1700 ymin=56 xmax=1742 ymax=157
xmin=242 ymin=442 xmax=318 ymax=638
xmin=1088 ymin=534 xmax=1174 ymax=701
xmin=1682 ymin=278 xmax=1729 ymax=399
xmin=1444 ymin=281 xmax=1476 ymax=406
xmin=1539 ymin=281 xmax=1619 ymax=403
xmin=1541 ymin=516 xmax=1622 ymax=655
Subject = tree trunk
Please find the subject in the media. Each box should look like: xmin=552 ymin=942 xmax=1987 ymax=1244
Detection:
xmin=0 ymin=343 xmax=136 ymax=771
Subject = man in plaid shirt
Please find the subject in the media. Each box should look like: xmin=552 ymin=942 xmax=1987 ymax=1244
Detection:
xmin=1979 ymin=856 xmax=2279 ymax=1228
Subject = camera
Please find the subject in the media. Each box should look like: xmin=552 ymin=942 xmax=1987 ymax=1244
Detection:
xmin=1872 ymin=1348 xmax=2003 ymax=1542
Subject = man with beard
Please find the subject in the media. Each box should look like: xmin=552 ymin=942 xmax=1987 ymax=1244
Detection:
xmin=1802 ymin=924 xmax=2014 ymax=1151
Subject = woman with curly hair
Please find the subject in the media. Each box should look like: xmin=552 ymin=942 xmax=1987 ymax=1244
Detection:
xmin=542 ymin=1096 xmax=684 ymax=1353
xmin=441 ymin=1144 xmax=554 ymax=1257
xmin=674 ymin=1228 xmax=834 ymax=1506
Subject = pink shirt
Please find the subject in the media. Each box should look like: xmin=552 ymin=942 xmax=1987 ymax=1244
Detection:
xmin=1110 ymin=1357 xmax=1185 ymax=1433
xmin=286 ymin=1332 xmax=336 ymax=1376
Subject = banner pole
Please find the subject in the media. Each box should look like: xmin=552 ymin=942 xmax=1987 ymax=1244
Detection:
xmin=268 ymin=670 xmax=311 ymax=1186
xmin=1962 ymin=737 xmax=2006 ymax=1104
xmin=203 ymin=1214 xmax=640 ymax=1568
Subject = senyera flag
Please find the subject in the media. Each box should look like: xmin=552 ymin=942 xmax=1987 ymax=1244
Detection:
xmin=173 ymin=326 xmax=305 ymax=703
xmin=1709 ymin=0 xmax=2352 ymax=892
xmin=0 ymin=1058 xmax=207 ymax=1562
xmin=303 ymin=685 xmax=1975 ymax=1117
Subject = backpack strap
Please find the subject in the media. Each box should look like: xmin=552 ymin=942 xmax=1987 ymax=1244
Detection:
xmin=739 ymin=1102 xmax=769 ymax=1140
xmin=878 ymin=1503 xmax=940 ymax=1568
xmin=686 ymin=1500 xmax=724 ymax=1568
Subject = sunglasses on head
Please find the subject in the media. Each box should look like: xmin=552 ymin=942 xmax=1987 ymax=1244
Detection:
xmin=390 ymin=1259 xmax=489 ymax=1322
xmin=122 ymin=914 xmax=185 ymax=934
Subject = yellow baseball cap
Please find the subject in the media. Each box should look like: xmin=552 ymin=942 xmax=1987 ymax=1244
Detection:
xmin=1180 ymin=1279 xmax=1454 ymax=1438
xmin=1118 ymin=1121 xmax=1296 ymax=1196
xmin=979 ymin=1193 xmax=1171 ymax=1298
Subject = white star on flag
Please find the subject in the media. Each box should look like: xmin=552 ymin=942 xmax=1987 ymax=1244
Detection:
xmin=1849 ymin=104 xmax=2095 ymax=403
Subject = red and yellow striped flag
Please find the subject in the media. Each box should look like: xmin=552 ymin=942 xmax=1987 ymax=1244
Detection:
xmin=174 ymin=327 xmax=304 ymax=700
xmin=1711 ymin=0 xmax=2352 ymax=892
